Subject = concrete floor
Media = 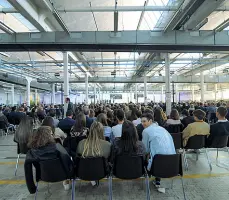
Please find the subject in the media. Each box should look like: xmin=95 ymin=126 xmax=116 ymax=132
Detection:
xmin=1 ymin=135 xmax=229 ymax=200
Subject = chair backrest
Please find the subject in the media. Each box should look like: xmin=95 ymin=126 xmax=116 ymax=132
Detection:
xmin=76 ymin=157 xmax=108 ymax=181
xmin=171 ymin=133 xmax=183 ymax=149
xmin=185 ymin=135 xmax=206 ymax=149
xmin=0 ymin=121 xmax=6 ymax=129
xmin=39 ymin=158 xmax=69 ymax=182
xmin=166 ymin=124 xmax=184 ymax=134
xmin=113 ymin=155 xmax=144 ymax=179
xmin=209 ymin=136 xmax=228 ymax=148
xmin=150 ymin=154 xmax=182 ymax=178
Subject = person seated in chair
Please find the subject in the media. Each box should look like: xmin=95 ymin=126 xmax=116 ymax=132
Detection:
xmin=181 ymin=109 xmax=195 ymax=129
xmin=24 ymin=126 xmax=74 ymax=193
xmin=141 ymin=113 xmax=175 ymax=191
xmin=165 ymin=109 xmax=182 ymax=126
xmin=58 ymin=111 xmax=75 ymax=134
xmin=182 ymin=109 xmax=210 ymax=147
xmin=207 ymin=106 xmax=229 ymax=147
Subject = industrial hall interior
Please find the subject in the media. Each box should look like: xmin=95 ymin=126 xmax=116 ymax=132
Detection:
xmin=2 ymin=0 xmax=229 ymax=200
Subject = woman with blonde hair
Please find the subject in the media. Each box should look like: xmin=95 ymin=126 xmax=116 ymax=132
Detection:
xmin=77 ymin=121 xmax=111 ymax=159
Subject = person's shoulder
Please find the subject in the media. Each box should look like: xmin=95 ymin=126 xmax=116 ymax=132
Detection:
xmin=101 ymin=139 xmax=111 ymax=147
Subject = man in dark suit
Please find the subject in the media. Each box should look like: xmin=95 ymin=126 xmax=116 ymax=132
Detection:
xmin=207 ymin=106 xmax=229 ymax=146
xmin=14 ymin=107 xmax=26 ymax=125
xmin=58 ymin=111 xmax=75 ymax=135
xmin=83 ymin=107 xmax=94 ymax=129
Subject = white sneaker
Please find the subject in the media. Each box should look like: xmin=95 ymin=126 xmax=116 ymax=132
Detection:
xmin=157 ymin=187 xmax=166 ymax=193
xmin=63 ymin=182 xmax=71 ymax=191
xmin=91 ymin=181 xmax=96 ymax=186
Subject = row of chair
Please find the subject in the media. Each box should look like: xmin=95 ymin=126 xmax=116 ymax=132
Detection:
xmin=170 ymin=133 xmax=229 ymax=171
xmin=32 ymin=154 xmax=185 ymax=200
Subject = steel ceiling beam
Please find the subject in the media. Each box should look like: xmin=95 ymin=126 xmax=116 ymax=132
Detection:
xmin=2 ymin=31 xmax=229 ymax=52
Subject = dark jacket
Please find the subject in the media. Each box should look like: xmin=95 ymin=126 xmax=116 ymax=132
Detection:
xmin=0 ymin=112 xmax=9 ymax=126
xmin=58 ymin=117 xmax=75 ymax=134
xmin=86 ymin=116 xmax=94 ymax=129
xmin=207 ymin=121 xmax=229 ymax=146
xmin=24 ymin=143 xmax=74 ymax=194
xmin=181 ymin=116 xmax=195 ymax=129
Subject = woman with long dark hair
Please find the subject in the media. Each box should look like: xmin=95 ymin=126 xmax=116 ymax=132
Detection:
xmin=97 ymin=113 xmax=112 ymax=141
xmin=165 ymin=109 xmax=181 ymax=125
xmin=111 ymin=120 xmax=145 ymax=163
xmin=154 ymin=108 xmax=165 ymax=127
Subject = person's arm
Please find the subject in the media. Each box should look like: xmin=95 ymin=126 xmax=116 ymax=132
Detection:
xmin=24 ymin=157 xmax=37 ymax=194
xmin=142 ymin=130 xmax=150 ymax=154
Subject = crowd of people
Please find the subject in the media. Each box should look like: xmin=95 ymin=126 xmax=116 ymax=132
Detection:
xmin=1 ymin=99 xmax=229 ymax=194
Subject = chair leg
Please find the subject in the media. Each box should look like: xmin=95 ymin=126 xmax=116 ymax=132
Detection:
xmin=145 ymin=174 xmax=151 ymax=200
xmin=71 ymin=179 xmax=75 ymax=200
xmin=180 ymin=177 xmax=186 ymax=200
xmin=227 ymin=148 xmax=229 ymax=157
xmin=170 ymin=178 xmax=174 ymax=189
xmin=34 ymin=182 xmax=39 ymax=200
xmin=15 ymin=154 xmax=20 ymax=176
xmin=216 ymin=148 xmax=219 ymax=160
xmin=196 ymin=151 xmax=199 ymax=161
xmin=204 ymin=148 xmax=212 ymax=171
xmin=183 ymin=150 xmax=189 ymax=171
xmin=109 ymin=176 xmax=113 ymax=200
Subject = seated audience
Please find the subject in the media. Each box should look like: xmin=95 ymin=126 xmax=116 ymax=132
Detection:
xmin=58 ymin=111 xmax=75 ymax=134
xmin=154 ymin=108 xmax=165 ymax=127
xmin=207 ymin=106 xmax=229 ymax=146
xmin=142 ymin=113 xmax=175 ymax=189
xmin=97 ymin=113 xmax=112 ymax=141
xmin=37 ymin=107 xmax=46 ymax=122
xmin=77 ymin=121 xmax=111 ymax=158
xmin=42 ymin=116 xmax=67 ymax=143
xmin=89 ymin=109 xmax=96 ymax=120
xmin=132 ymin=110 xmax=142 ymax=126
xmin=111 ymin=120 xmax=145 ymax=163
xmin=112 ymin=109 xmax=125 ymax=138
xmin=15 ymin=107 xmax=26 ymax=124
xmin=49 ymin=109 xmax=59 ymax=127
xmin=0 ymin=106 xmax=10 ymax=127
xmin=63 ymin=113 xmax=89 ymax=157
xmin=84 ymin=107 xmax=94 ymax=129
xmin=165 ymin=109 xmax=181 ymax=125
xmin=107 ymin=110 xmax=114 ymax=127
xmin=24 ymin=126 xmax=74 ymax=193
xmin=14 ymin=116 xmax=34 ymax=152
xmin=8 ymin=106 xmax=17 ymax=124
xmin=183 ymin=109 xmax=210 ymax=147
xmin=181 ymin=109 xmax=195 ymax=128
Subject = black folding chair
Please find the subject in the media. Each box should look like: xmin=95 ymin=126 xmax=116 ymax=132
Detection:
xmin=170 ymin=133 xmax=183 ymax=150
xmin=207 ymin=136 xmax=229 ymax=164
xmin=15 ymin=143 xmax=28 ymax=176
xmin=0 ymin=121 xmax=9 ymax=136
xmin=73 ymin=157 xmax=111 ymax=200
xmin=36 ymin=158 xmax=74 ymax=200
xmin=166 ymin=124 xmax=184 ymax=134
xmin=112 ymin=155 xmax=150 ymax=200
xmin=149 ymin=154 xmax=186 ymax=200
xmin=184 ymin=135 xmax=211 ymax=171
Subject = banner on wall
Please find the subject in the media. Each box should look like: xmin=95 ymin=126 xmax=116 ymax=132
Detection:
xmin=110 ymin=94 xmax=122 ymax=99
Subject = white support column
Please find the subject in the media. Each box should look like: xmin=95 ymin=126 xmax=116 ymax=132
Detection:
xmin=130 ymin=87 xmax=133 ymax=103
xmin=35 ymin=89 xmax=38 ymax=106
xmin=63 ymin=52 xmax=69 ymax=117
xmin=98 ymin=87 xmax=101 ymax=103
xmin=192 ymin=85 xmax=195 ymax=102
xmin=214 ymin=84 xmax=217 ymax=102
xmin=52 ymin=84 xmax=56 ymax=105
xmin=175 ymin=83 xmax=178 ymax=103
xmin=11 ymin=85 xmax=14 ymax=106
xmin=165 ymin=53 xmax=171 ymax=116
xmin=94 ymin=84 xmax=96 ymax=104
xmin=161 ymin=85 xmax=164 ymax=102
xmin=200 ymin=71 xmax=205 ymax=104
xmin=85 ymin=73 xmax=89 ymax=105
xmin=144 ymin=72 xmax=147 ymax=105
xmin=26 ymin=77 xmax=32 ymax=108
xmin=135 ymin=84 xmax=138 ymax=104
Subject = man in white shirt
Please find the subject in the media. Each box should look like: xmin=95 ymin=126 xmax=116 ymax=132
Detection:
xmin=112 ymin=109 xmax=125 ymax=138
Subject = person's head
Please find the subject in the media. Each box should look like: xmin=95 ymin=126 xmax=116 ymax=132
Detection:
xmin=73 ymin=113 xmax=86 ymax=132
xmin=154 ymin=108 xmax=163 ymax=122
xmin=65 ymin=97 xmax=70 ymax=103
xmin=170 ymin=109 xmax=179 ymax=120
xmin=84 ymin=106 xmax=90 ymax=116
xmin=107 ymin=110 xmax=113 ymax=120
xmin=82 ymin=121 xmax=104 ymax=157
xmin=120 ymin=120 xmax=138 ymax=153
xmin=19 ymin=107 xmax=24 ymax=112
xmin=28 ymin=126 xmax=55 ymax=149
xmin=193 ymin=109 xmax=206 ymax=121
xmin=49 ymin=110 xmax=56 ymax=117
xmin=15 ymin=116 xmax=34 ymax=143
xmin=136 ymin=110 xmax=142 ymax=118
xmin=89 ymin=109 xmax=95 ymax=118
xmin=143 ymin=108 xmax=154 ymax=115
xmin=42 ymin=116 xmax=55 ymax=134
xmin=97 ymin=113 xmax=108 ymax=126
xmin=66 ymin=110 xmax=73 ymax=118
xmin=141 ymin=113 xmax=154 ymax=128
xmin=12 ymin=106 xmax=16 ymax=112
xmin=216 ymin=106 xmax=228 ymax=119
xmin=116 ymin=109 xmax=125 ymax=123
xmin=181 ymin=109 xmax=189 ymax=117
